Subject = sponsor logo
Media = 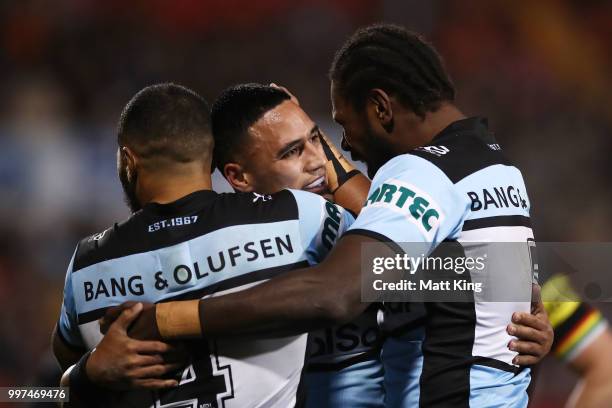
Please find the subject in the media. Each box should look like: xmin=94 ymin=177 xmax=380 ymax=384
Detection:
xmin=467 ymin=186 xmax=528 ymax=211
xmin=252 ymin=192 xmax=272 ymax=203
xmin=322 ymin=201 xmax=343 ymax=250
xmin=415 ymin=145 xmax=449 ymax=157
xmin=309 ymin=321 xmax=380 ymax=358
xmin=88 ymin=229 xmax=109 ymax=242
xmin=80 ymin=234 xmax=295 ymax=302
xmin=365 ymin=181 xmax=444 ymax=236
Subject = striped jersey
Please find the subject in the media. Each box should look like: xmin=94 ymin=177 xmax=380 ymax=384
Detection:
xmin=57 ymin=189 xmax=354 ymax=408
xmin=347 ymin=117 xmax=534 ymax=407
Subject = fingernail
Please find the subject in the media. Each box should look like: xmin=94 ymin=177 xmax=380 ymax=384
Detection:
xmin=512 ymin=313 xmax=520 ymax=323
xmin=512 ymin=357 xmax=518 ymax=365
xmin=508 ymin=341 xmax=516 ymax=351
xmin=508 ymin=325 xmax=516 ymax=335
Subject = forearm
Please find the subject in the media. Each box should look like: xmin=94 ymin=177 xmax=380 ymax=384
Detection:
xmin=568 ymin=328 xmax=612 ymax=377
xmin=197 ymin=264 xmax=362 ymax=338
xmin=126 ymin=235 xmax=377 ymax=341
xmin=52 ymin=325 xmax=85 ymax=372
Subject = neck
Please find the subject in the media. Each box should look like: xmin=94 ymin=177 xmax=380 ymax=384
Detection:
xmin=395 ymin=102 xmax=466 ymax=153
xmin=136 ymin=162 xmax=212 ymax=206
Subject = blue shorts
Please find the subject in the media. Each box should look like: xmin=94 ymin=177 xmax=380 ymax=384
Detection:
xmin=382 ymin=327 xmax=425 ymax=407
xmin=305 ymin=355 xmax=384 ymax=408
xmin=382 ymin=326 xmax=530 ymax=407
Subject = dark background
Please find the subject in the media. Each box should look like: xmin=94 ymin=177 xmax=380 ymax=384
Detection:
xmin=1 ymin=1 xmax=611 ymax=407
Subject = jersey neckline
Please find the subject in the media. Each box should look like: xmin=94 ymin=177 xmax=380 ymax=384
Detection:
xmin=142 ymin=189 xmax=218 ymax=215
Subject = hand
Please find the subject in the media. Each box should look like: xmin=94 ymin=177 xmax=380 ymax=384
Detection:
xmin=101 ymin=301 xmax=161 ymax=341
xmin=88 ymin=302 xmax=187 ymax=389
xmin=99 ymin=301 xmax=138 ymax=334
xmin=507 ymin=284 xmax=554 ymax=365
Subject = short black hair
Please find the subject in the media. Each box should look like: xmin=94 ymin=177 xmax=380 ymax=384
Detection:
xmin=211 ymin=83 xmax=290 ymax=173
xmin=330 ymin=23 xmax=455 ymax=117
xmin=117 ymin=83 xmax=213 ymax=165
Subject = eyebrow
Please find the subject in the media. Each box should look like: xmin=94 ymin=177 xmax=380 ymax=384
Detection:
xmin=276 ymin=125 xmax=320 ymax=159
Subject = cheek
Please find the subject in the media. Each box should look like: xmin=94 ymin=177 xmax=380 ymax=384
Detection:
xmin=345 ymin=126 xmax=363 ymax=148
xmin=251 ymin=162 xmax=299 ymax=193
xmin=271 ymin=161 xmax=306 ymax=190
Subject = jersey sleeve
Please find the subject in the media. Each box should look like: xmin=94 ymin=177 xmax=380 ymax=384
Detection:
xmin=57 ymin=247 xmax=85 ymax=349
xmin=288 ymin=189 xmax=355 ymax=264
xmin=346 ymin=154 xmax=468 ymax=254
xmin=543 ymin=274 xmax=609 ymax=362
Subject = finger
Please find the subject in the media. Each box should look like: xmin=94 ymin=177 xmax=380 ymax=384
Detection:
xmin=512 ymin=354 xmax=540 ymax=366
xmin=100 ymin=306 xmax=126 ymax=334
xmin=508 ymin=339 xmax=543 ymax=357
xmin=128 ymin=353 xmax=166 ymax=367
xmin=507 ymin=323 xmax=546 ymax=344
xmin=268 ymin=83 xmax=299 ymax=105
xmin=131 ymin=378 xmax=179 ymax=389
xmin=110 ymin=302 xmax=143 ymax=334
xmin=130 ymin=362 xmax=185 ymax=379
xmin=131 ymin=340 xmax=176 ymax=355
xmin=512 ymin=312 xmax=547 ymax=331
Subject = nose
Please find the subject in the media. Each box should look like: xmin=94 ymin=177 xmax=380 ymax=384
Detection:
xmin=304 ymin=139 xmax=327 ymax=172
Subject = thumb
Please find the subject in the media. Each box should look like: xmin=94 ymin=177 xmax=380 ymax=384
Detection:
xmin=110 ymin=302 xmax=143 ymax=334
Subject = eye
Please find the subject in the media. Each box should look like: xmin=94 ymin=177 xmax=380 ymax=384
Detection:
xmin=281 ymin=145 xmax=302 ymax=159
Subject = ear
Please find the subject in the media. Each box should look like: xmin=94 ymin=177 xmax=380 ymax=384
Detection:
xmin=367 ymin=88 xmax=393 ymax=132
xmin=121 ymin=146 xmax=139 ymax=181
xmin=224 ymin=162 xmax=254 ymax=192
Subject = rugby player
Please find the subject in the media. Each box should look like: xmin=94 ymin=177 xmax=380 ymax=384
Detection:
xmin=51 ymin=83 xmax=357 ymax=407
xmin=93 ymin=24 xmax=552 ymax=406
xmin=209 ymin=83 xmax=385 ymax=407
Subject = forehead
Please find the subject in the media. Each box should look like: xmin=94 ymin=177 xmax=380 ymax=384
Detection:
xmin=248 ymin=100 xmax=315 ymax=147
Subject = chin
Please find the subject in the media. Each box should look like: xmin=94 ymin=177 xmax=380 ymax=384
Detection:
xmin=366 ymin=164 xmax=379 ymax=179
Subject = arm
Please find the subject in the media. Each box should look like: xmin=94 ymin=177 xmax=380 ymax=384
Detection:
xmin=125 ymin=233 xmax=382 ymax=341
xmin=60 ymin=303 xmax=185 ymax=405
xmin=52 ymin=323 xmax=86 ymax=371
xmin=566 ymin=328 xmax=612 ymax=408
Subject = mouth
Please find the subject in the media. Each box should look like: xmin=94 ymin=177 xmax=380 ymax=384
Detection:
xmin=303 ymin=176 xmax=327 ymax=194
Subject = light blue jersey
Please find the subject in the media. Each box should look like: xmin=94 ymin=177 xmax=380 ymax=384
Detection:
xmin=348 ymin=118 xmax=534 ymax=407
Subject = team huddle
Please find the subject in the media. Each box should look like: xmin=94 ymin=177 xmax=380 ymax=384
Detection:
xmin=51 ymin=24 xmax=611 ymax=408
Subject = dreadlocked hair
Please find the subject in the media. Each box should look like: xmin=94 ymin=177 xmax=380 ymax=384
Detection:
xmin=330 ymin=23 xmax=455 ymax=117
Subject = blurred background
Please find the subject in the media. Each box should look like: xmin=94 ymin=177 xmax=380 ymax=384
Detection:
xmin=0 ymin=0 xmax=610 ymax=406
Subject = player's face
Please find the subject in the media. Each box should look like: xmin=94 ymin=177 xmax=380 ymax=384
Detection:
xmin=117 ymin=147 xmax=141 ymax=213
xmin=233 ymin=100 xmax=328 ymax=195
xmin=331 ymin=82 xmax=386 ymax=179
